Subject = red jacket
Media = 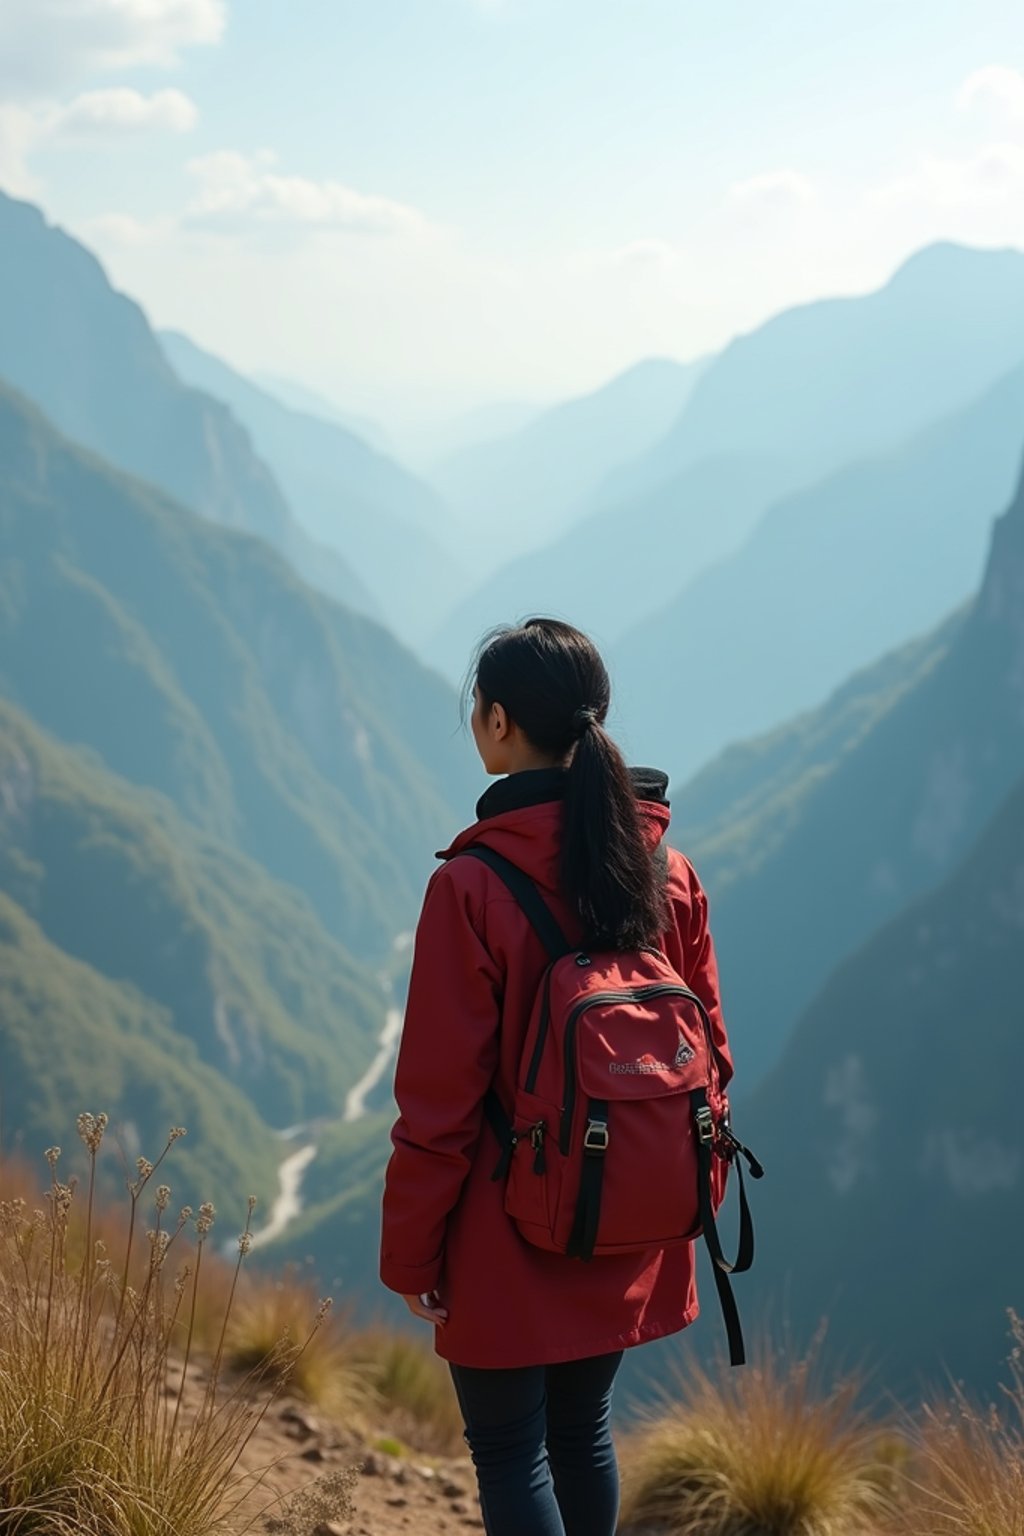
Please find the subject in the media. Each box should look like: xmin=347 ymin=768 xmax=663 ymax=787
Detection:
xmin=380 ymin=773 xmax=733 ymax=1368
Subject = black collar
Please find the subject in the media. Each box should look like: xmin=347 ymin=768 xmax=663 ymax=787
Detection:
xmin=475 ymin=765 xmax=669 ymax=821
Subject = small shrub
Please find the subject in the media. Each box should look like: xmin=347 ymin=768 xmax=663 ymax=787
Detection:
xmin=619 ymin=1342 xmax=899 ymax=1536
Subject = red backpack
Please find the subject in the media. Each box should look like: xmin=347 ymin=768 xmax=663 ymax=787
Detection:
xmin=461 ymin=846 xmax=764 ymax=1367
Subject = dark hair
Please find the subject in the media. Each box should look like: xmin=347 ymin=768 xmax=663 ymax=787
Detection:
xmin=472 ymin=617 xmax=666 ymax=950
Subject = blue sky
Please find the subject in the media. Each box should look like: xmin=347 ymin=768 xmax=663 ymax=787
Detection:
xmin=3 ymin=0 xmax=1024 ymax=430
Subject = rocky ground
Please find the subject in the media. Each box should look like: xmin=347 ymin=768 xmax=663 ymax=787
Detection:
xmin=171 ymin=1358 xmax=484 ymax=1536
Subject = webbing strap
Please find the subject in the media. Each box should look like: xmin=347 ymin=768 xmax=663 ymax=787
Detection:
xmin=457 ymin=846 xmax=572 ymax=963
xmin=692 ymin=1086 xmax=756 ymax=1366
xmin=566 ymin=1098 xmax=608 ymax=1261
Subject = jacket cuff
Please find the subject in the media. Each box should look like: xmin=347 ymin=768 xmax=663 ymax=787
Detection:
xmin=380 ymin=1252 xmax=443 ymax=1295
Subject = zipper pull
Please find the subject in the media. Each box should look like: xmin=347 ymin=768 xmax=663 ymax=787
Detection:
xmin=530 ymin=1121 xmax=547 ymax=1175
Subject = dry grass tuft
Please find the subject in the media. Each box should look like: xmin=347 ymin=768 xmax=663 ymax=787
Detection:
xmin=353 ymin=1328 xmax=465 ymax=1455
xmin=0 ymin=1116 xmax=340 ymax=1536
xmin=225 ymin=1277 xmax=372 ymax=1423
xmin=888 ymin=1313 xmax=1024 ymax=1536
xmin=619 ymin=1342 xmax=899 ymax=1536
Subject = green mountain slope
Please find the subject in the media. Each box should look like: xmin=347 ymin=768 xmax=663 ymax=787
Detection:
xmin=161 ymin=329 xmax=464 ymax=645
xmin=677 ymin=438 xmax=1024 ymax=1088
xmin=616 ymin=358 xmax=1024 ymax=783
xmin=0 ymin=383 xmax=477 ymax=955
xmin=739 ymin=767 xmax=1024 ymax=1394
xmin=0 ymin=190 xmax=371 ymax=616
xmin=674 ymin=613 xmax=964 ymax=893
xmin=0 ymin=698 xmax=383 ymax=1127
xmin=0 ymin=891 xmax=279 ymax=1214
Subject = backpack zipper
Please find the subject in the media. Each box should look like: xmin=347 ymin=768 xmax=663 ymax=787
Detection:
xmin=559 ymin=983 xmax=715 ymax=1155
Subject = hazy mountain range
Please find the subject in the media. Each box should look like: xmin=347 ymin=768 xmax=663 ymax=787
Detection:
xmin=2 ymin=181 xmax=1022 ymax=1394
xmin=161 ymin=329 xmax=466 ymax=646
xmin=0 ymin=192 xmax=378 ymax=621
xmin=429 ymin=242 xmax=1024 ymax=717
xmin=431 ymin=355 xmax=710 ymax=572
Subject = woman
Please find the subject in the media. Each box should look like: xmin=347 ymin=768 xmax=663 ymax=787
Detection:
xmin=380 ymin=617 xmax=733 ymax=1536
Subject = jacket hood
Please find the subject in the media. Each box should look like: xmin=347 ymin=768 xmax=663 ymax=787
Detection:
xmin=437 ymin=766 xmax=672 ymax=898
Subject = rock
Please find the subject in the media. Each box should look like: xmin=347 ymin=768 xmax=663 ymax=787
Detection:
xmin=413 ymin=1464 xmax=436 ymax=1480
xmin=385 ymin=1494 xmax=408 ymax=1508
xmin=301 ymin=1443 xmax=327 ymax=1462
xmin=442 ymin=1480 xmax=467 ymax=1499
xmin=280 ymin=1404 xmax=320 ymax=1439
xmin=312 ymin=1524 xmax=347 ymax=1536
xmin=451 ymin=1500 xmax=470 ymax=1516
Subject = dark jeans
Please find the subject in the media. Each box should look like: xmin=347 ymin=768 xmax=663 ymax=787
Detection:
xmin=448 ymin=1351 xmax=623 ymax=1536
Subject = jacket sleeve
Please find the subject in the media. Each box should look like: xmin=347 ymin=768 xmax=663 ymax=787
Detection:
xmin=667 ymin=851 xmax=734 ymax=1092
xmin=380 ymin=863 xmax=502 ymax=1296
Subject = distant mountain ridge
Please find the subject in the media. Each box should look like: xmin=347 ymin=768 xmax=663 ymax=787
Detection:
xmin=431 ymin=240 xmax=1024 ymax=687
xmin=0 ymin=382 xmax=477 ymax=955
xmin=430 ymin=356 xmax=711 ymax=573
xmin=603 ymin=240 xmax=1024 ymax=512
xmin=616 ymin=357 xmax=1024 ymax=782
xmin=678 ymin=435 xmax=1024 ymax=1088
xmin=0 ymin=190 xmax=372 ymax=618
xmin=162 ymin=329 xmax=466 ymax=645
xmin=426 ymin=448 xmax=793 ymax=678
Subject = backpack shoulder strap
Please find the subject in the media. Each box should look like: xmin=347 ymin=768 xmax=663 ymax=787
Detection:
xmin=456 ymin=846 xmax=572 ymax=962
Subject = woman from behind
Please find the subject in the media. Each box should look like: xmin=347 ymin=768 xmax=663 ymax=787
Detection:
xmin=380 ymin=616 xmax=734 ymax=1536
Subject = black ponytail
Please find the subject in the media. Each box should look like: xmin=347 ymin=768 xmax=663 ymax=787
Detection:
xmin=473 ymin=618 xmax=666 ymax=950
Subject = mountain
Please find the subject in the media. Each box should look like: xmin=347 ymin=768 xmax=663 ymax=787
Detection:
xmin=739 ymin=764 xmax=1024 ymax=1394
xmin=0 ymin=891 xmax=280 ymax=1213
xmin=673 ymin=612 xmax=964 ymax=893
xmin=601 ymin=241 xmax=1024 ymax=517
xmin=429 ymin=243 xmax=1024 ymax=685
xmin=615 ymin=358 xmax=1024 ymax=783
xmin=162 ymin=330 xmax=465 ymax=645
xmin=676 ymin=435 xmax=1024 ymax=1089
xmin=251 ymin=370 xmax=392 ymax=452
xmin=430 ymin=357 xmax=711 ymax=573
xmin=426 ymin=449 xmax=794 ymax=680
xmin=0 ymin=382 xmax=478 ymax=956
xmin=0 ymin=190 xmax=372 ymax=618
xmin=0 ymin=697 xmax=383 ymax=1129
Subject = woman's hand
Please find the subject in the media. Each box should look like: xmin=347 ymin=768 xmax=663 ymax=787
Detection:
xmin=403 ymin=1290 xmax=449 ymax=1327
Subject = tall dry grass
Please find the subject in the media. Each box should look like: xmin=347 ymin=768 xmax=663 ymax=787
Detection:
xmin=619 ymin=1342 xmax=899 ymax=1536
xmin=888 ymin=1313 xmax=1024 ymax=1536
xmin=0 ymin=1114 xmax=339 ymax=1536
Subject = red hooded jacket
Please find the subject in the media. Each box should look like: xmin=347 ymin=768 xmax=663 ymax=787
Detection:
xmin=379 ymin=769 xmax=733 ymax=1368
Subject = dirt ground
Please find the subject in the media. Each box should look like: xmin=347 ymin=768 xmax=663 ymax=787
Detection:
xmin=171 ymin=1358 xmax=484 ymax=1536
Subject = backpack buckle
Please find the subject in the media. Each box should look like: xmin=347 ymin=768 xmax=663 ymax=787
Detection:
xmin=695 ymin=1106 xmax=715 ymax=1144
xmin=583 ymin=1118 xmax=609 ymax=1153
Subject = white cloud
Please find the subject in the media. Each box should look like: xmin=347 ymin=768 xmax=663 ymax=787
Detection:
xmin=567 ymin=238 xmax=679 ymax=277
xmin=184 ymin=151 xmax=432 ymax=238
xmin=869 ymin=141 xmax=1024 ymax=214
xmin=0 ymin=104 xmax=42 ymax=197
xmin=50 ymin=88 xmax=198 ymax=138
xmin=82 ymin=210 xmax=177 ymax=245
xmin=726 ymin=168 xmax=816 ymax=212
xmin=0 ymin=0 xmax=225 ymax=93
xmin=956 ymin=65 xmax=1024 ymax=125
